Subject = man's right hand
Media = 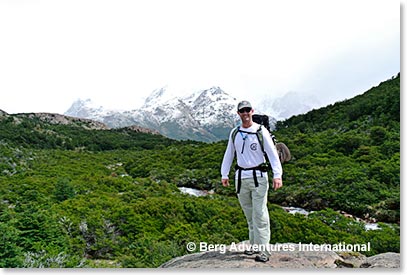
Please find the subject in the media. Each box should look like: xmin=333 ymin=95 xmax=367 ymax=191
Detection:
xmin=222 ymin=178 xmax=230 ymax=187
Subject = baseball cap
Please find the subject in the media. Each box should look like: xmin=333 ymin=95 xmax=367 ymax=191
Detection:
xmin=237 ymin=100 xmax=252 ymax=111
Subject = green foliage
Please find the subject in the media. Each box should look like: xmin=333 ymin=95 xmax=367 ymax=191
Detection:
xmin=0 ymin=74 xmax=400 ymax=267
xmin=268 ymin=206 xmax=399 ymax=256
xmin=0 ymin=221 xmax=23 ymax=267
xmin=54 ymin=178 xmax=76 ymax=202
xmin=271 ymin=74 xmax=400 ymax=222
xmin=124 ymin=142 xmax=224 ymax=191
xmin=0 ymin=115 xmax=179 ymax=151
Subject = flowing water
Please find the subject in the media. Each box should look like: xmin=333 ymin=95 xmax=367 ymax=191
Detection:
xmin=179 ymin=187 xmax=380 ymax=231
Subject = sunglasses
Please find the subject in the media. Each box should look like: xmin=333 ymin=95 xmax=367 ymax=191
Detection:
xmin=238 ymin=107 xmax=252 ymax=113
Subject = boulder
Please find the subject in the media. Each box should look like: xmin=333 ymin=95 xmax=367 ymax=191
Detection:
xmin=160 ymin=241 xmax=400 ymax=269
xmin=360 ymin=252 xmax=400 ymax=268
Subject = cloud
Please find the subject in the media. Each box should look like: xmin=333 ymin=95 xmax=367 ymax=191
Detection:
xmin=0 ymin=0 xmax=400 ymax=114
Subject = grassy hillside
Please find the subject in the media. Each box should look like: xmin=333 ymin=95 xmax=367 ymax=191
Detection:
xmin=0 ymin=74 xmax=400 ymax=267
xmin=271 ymin=74 xmax=400 ymax=223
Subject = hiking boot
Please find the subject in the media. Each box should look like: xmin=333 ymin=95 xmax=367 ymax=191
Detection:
xmin=243 ymin=249 xmax=258 ymax=255
xmin=255 ymin=253 xmax=269 ymax=262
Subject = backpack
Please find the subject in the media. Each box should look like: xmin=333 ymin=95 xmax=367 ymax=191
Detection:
xmin=231 ymin=114 xmax=291 ymax=164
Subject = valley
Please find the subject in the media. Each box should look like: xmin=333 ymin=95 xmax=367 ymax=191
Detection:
xmin=0 ymin=74 xmax=400 ymax=268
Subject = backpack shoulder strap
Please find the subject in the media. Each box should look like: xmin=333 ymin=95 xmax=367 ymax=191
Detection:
xmin=255 ymin=125 xmax=273 ymax=170
xmin=255 ymin=125 xmax=265 ymax=153
xmin=231 ymin=126 xmax=240 ymax=145
xmin=232 ymin=125 xmax=265 ymax=147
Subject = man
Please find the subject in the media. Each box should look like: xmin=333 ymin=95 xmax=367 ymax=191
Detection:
xmin=221 ymin=100 xmax=283 ymax=262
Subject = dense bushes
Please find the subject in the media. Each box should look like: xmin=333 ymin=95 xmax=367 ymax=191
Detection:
xmin=0 ymin=116 xmax=179 ymax=151
xmin=0 ymin=149 xmax=399 ymax=267
xmin=0 ymin=74 xmax=400 ymax=267
xmin=270 ymin=75 xmax=400 ymax=222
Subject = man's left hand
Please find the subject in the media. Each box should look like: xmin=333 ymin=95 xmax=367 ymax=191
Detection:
xmin=272 ymin=178 xmax=283 ymax=191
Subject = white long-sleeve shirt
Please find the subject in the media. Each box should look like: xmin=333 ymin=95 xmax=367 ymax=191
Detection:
xmin=221 ymin=122 xmax=283 ymax=180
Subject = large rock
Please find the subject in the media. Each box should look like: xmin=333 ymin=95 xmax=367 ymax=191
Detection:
xmin=160 ymin=241 xmax=400 ymax=268
xmin=360 ymin=252 xmax=400 ymax=268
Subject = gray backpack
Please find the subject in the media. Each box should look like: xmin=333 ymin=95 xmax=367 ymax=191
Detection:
xmin=231 ymin=114 xmax=291 ymax=164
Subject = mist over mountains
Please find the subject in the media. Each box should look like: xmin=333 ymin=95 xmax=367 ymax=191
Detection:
xmin=65 ymin=87 xmax=322 ymax=141
xmin=255 ymin=91 xmax=323 ymax=120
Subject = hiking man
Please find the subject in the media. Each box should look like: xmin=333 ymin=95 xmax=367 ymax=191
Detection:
xmin=221 ymin=100 xmax=283 ymax=262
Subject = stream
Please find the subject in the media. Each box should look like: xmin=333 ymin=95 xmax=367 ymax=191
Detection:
xmin=178 ymin=187 xmax=380 ymax=231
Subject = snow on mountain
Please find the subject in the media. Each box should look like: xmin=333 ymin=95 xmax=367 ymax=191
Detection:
xmin=137 ymin=86 xmax=240 ymax=141
xmin=256 ymin=92 xmax=322 ymax=121
xmin=143 ymin=86 xmax=185 ymax=109
xmin=64 ymin=86 xmax=241 ymax=141
xmin=65 ymin=86 xmax=320 ymax=141
xmin=65 ymin=99 xmax=110 ymax=120
xmin=65 ymin=99 xmax=140 ymax=129
xmin=139 ymin=86 xmax=237 ymax=125
xmin=187 ymin=87 xmax=238 ymax=125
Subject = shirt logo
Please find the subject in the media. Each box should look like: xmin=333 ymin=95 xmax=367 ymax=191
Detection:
xmin=250 ymin=143 xmax=258 ymax=151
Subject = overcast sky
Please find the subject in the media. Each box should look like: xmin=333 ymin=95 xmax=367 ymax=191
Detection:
xmin=0 ymin=0 xmax=400 ymax=114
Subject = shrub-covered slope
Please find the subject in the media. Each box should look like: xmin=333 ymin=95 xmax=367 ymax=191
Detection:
xmin=270 ymin=74 xmax=400 ymax=223
xmin=0 ymin=74 xmax=400 ymax=267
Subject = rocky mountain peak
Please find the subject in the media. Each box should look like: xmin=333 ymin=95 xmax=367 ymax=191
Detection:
xmin=64 ymin=86 xmax=242 ymax=141
xmin=63 ymin=85 xmax=321 ymax=141
xmin=142 ymin=85 xmax=197 ymax=110
xmin=191 ymin=86 xmax=234 ymax=107
xmin=143 ymin=86 xmax=172 ymax=108
xmin=0 ymin=109 xmax=8 ymax=117
xmin=65 ymin=98 xmax=106 ymax=119
xmin=196 ymin=86 xmax=224 ymax=98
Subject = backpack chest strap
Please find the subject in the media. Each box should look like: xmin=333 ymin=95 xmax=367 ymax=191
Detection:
xmin=232 ymin=126 xmax=264 ymax=154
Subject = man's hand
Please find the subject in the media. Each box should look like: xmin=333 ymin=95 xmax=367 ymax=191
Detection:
xmin=272 ymin=178 xmax=283 ymax=191
xmin=222 ymin=178 xmax=230 ymax=187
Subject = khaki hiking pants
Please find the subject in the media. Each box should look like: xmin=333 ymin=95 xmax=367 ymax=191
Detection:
xmin=237 ymin=177 xmax=271 ymax=256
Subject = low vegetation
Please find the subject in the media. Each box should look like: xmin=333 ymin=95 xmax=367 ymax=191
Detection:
xmin=0 ymin=74 xmax=400 ymax=267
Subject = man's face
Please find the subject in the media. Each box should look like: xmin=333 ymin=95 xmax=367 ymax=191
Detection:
xmin=237 ymin=107 xmax=253 ymax=123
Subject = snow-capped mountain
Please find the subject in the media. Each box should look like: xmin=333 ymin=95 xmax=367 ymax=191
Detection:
xmin=65 ymin=99 xmax=106 ymax=119
xmin=134 ymin=86 xmax=243 ymax=141
xmin=65 ymin=99 xmax=140 ymax=129
xmin=65 ymin=87 xmax=321 ymax=141
xmin=65 ymin=87 xmax=242 ymax=141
